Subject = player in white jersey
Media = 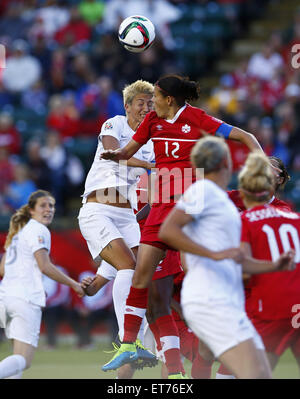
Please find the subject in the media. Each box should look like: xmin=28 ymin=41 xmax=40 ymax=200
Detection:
xmin=78 ymin=80 xmax=157 ymax=368
xmin=159 ymin=136 xmax=295 ymax=379
xmin=0 ymin=190 xmax=84 ymax=379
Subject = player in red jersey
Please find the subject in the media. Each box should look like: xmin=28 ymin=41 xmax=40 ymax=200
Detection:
xmin=100 ymin=74 xmax=266 ymax=377
xmin=228 ymin=156 xmax=292 ymax=212
xmin=217 ymin=155 xmax=293 ymax=378
xmin=219 ymin=151 xmax=300 ymax=378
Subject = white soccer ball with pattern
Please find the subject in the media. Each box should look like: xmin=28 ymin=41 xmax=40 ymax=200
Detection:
xmin=118 ymin=15 xmax=155 ymax=53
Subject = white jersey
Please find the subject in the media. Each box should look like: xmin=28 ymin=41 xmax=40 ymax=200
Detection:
xmin=82 ymin=115 xmax=154 ymax=209
xmin=176 ymin=179 xmax=244 ymax=308
xmin=0 ymin=219 xmax=51 ymax=307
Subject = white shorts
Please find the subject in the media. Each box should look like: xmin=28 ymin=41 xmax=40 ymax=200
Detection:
xmin=182 ymin=301 xmax=264 ymax=359
xmin=0 ymin=297 xmax=42 ymax=348
xmin=78 ymin=202 xmax=141 ymax=261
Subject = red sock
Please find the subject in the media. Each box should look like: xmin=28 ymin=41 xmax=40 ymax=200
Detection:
xmin=149 ymin=321 xmax=162 ymax=352
xmin=191 ymin=353 xmax=213 ymax=379
xmin=156 ymin=314 xmax=184 ymax=375
xmin=123 ymin=286 xmax=148 ymax=343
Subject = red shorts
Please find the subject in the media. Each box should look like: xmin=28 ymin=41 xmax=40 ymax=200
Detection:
xmin=152 ymin=250 xmax=182 ymax=280
xmin=140 ymin=202 xmax=176 ymax=250
xmin=251 ymin=316 xmax=300 ymax=356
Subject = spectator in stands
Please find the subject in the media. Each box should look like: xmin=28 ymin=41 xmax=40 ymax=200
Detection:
xmin=65 ymin=52 xmax=96 ymax=92
xmin=21 ymin=79 xmax=48 ymax=114
xmin=5 ymin=163 xmax=37 ymax=211
xmin=25 ymin=139 xmax=52 ymax=192
xmin=0 ymin=81 xmax=13 ymax=109
xmin=46 ymin=94 xmax=80 ymax=140
xmin=78 ymin=91 xmax=105 ymax=137
xmin=34 ymin=0 xmax=70 ymax=40
xmin=30 ymin=35 xmax=52 ymax=83
xmin=78 ymin=0 xmax=105 ymax=27
xmin=0 ymin=146 xmax=14 ymax=215
xmin=247 ymin=42 xmax=284 ymax=82
xmin=95 ymin=75 xmax=124 ymax=119
xmin=40 ymin=130 xmax=84 ymax=214
xmin=207 ymin=73 xmax=238 ymax=117
xmin=256 ymin=117 xmax=275 ymax=156
xmin=0 ymin=112 xmax=21 ymax=155
xmin=0 ymin=2 xmax=33 ymax=43
xmin=54 ymin=5 xmax=91 ymax=47
xmin=2 ymin=39 xmax=42 ymax=98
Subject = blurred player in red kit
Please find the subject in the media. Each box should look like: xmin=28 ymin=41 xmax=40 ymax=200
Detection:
xmin=217 ymin=152 xmax=300 ymax=378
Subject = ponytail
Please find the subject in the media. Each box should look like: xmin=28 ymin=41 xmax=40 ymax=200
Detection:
xmin=4 ymin=205 xmax=31 ymax=249
xmin=238 ymin=151 xmax=275 ymax=203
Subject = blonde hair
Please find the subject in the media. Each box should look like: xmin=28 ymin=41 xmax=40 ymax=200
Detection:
xmin=238 ymin=151 xmax=275 ymax=202
xmin=190 ymin=136 xmax=229 ymax=173
xmin=4 ymin=190 xmax=55 ymax=249
xmin=122 ymin=80 xmax=154 ymax=106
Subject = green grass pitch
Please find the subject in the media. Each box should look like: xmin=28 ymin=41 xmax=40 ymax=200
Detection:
xmin=0 ymin=339 xmax=298 ymax=379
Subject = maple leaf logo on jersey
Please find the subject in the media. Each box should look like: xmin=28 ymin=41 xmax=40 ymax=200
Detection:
xmin=182 ymin=124 xmax=191 ymax=133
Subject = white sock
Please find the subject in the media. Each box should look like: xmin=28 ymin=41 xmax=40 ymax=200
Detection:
xmin=0 ymin=355 xmax=26 ymax=379
xmin=112 ymin=269 xmax=134 ymax=342
xmin=215 ymin=372 xmax=236 ymax=379
xmin=137 ymin=317 xmax=145 ymax=344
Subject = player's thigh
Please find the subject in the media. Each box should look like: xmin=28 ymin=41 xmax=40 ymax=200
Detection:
xmin=100 ymin=238 xmax=136 ymax=270
xmin=219 ymin=340 xmax=271 ymax=379
xmin=132 ymin=244 xmax=165 ymax=288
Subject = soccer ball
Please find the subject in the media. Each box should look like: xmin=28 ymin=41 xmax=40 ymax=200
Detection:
xmin=118 ymin=15 xmax=155 ymax=53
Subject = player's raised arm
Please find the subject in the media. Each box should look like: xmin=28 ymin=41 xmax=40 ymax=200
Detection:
xmin=228 ymin=126 xmax=263 ymax=152
xmin=100 ymin=139 xmax=142 ymax=161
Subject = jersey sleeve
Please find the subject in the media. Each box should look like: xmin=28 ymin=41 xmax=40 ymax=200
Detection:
xmin=132 ymin=112 xmax=152 ymax=145
xmin=241 ymin=214 xmax=251 ymax=244
xmin=99 ymin=117 xmax=122 ymax=141
xmin=200 ymin=111 xmax=233 ymax=139
xmin=27 ymin=224 xmax=51 ymax=254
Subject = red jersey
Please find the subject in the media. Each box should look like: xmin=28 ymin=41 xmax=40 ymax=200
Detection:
xmin=241 ymin=204 xmax=300 ymax=320
xmin=228 ymin=189 xmax=292 ymax=213
xmin=132 ymin=104 xmax=223 ymax=201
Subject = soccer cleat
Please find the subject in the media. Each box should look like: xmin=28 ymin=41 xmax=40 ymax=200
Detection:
xmin=102 ymin=343 xmax=138 ymax=372
xmin=168 ymin=372 xmax=189 ymax=379
xmin=132 ymin=339 xmax=158 ymax=370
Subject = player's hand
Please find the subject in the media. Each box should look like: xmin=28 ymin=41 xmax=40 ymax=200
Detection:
xmin=213 ymin=248 xmax=245 ymax=263
xmin=81 ymin=276 xmax=96 ymax=292
xmin=73 ymin=282 xmax=85 ymax=298
xmin=100 ymin=149 xmax=121 ymax=161
xmin=275 ymin=250 xmax=295 ymax=272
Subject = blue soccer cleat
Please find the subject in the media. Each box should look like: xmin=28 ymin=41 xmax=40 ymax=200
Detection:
xmin=132 ymin=339 xmax=158 ymax=370
xmin=102 ymin=343 xmax=138 ymax=372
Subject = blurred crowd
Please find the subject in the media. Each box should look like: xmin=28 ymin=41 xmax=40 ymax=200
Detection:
xmin=0 ymin=0 xmax=299 ymax=218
